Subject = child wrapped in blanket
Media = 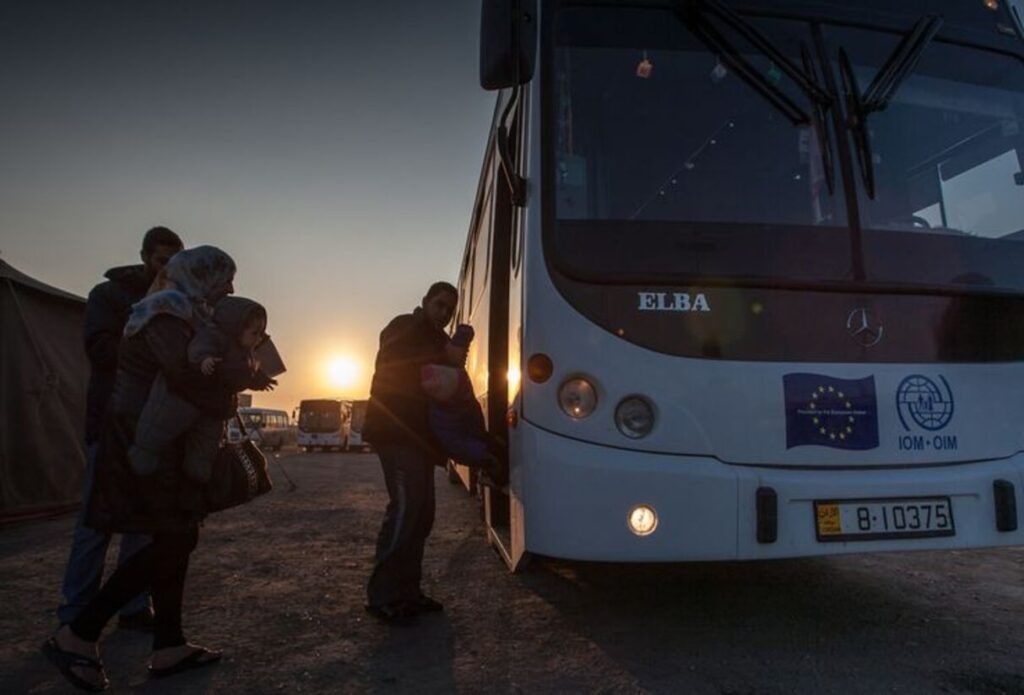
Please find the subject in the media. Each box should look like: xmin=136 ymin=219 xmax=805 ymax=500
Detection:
xmin=420 ymin=324 xmax=506 ymax=489
xmin=129 ymin=296 xmax=276 ymax=485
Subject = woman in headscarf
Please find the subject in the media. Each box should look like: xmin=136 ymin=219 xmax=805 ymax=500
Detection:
xmin=43 ymin=246 xmax=236 ymax=691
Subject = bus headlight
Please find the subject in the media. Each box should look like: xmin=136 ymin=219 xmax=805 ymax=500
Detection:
xmin=558 ymin=377 xmax=598 ymax=419
xmin=615 ymin=397 xmax=655 ymax=439
xmin=628 ymin=504 xmax=658 ymax=536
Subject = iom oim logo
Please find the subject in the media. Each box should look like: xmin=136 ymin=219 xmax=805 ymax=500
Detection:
xmin=896 ymin=375 xmax=954 ymax=432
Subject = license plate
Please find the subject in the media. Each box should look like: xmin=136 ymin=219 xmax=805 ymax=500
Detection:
xmin=814 ymin=497 xmax=955 ymax=541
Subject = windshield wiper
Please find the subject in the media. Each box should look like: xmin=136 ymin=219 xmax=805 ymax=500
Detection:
xmin=671 ymin=0 xmax=835 ymax=192
xmin=839 ymin=15 xmax=943 ymax=199
xmin=802 ymin=43 xmax=835 ymax=194
xmin=673 ymin=0 xmax=831 ymax=125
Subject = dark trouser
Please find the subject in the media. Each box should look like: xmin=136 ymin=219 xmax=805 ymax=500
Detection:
xmin=366 ymin=444 xmax=437 ymax=608
xmin=58 ymin=442 xmax=151 ymax=625
xmin=69 ymin=526 xmax=199 ymax=650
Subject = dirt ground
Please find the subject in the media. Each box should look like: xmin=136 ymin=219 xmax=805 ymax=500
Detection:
xmin=3 ymin=450 xmax=1024 ymax=694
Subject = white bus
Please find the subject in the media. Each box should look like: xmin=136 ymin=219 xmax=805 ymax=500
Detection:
xmin=347 ymin=399 xmax=370 ymax=451
xmin=457 ymin=0 xmax=1024 ymax=569
xmin=297 ymin=399 xmax=352 ymax=452
xmin=228 ymin=407 xmax=293 ymax=451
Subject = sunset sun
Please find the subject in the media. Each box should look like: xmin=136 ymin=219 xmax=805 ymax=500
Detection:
xmin=326 ymin=355 xmax=359 ymax=390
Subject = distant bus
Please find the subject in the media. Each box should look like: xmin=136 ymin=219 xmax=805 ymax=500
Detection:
xmin=348 ymin=400 xmax=370 ymax=451
xmin=297 ymin=399 xmax=352 ymax=452
xmin=228 ymin=407 xmax=293 ymax=451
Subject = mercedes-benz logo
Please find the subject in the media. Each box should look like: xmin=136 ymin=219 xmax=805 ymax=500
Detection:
xmin=846 ymin=308 xmax=883 ymax=347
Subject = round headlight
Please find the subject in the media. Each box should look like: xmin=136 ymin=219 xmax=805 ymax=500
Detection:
xmin=615 ymin=396 xmax=655 ymax=438
xmin=628 ymin=504 xmax=658 ymax=536
xmin=558 ymin=377 xmax=598 ymax=419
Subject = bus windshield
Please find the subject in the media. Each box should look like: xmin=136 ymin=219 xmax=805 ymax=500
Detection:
xmin=241 ymin=412 xmax=265 ymax=429
xmin=549 ymin=3 xmax=1024 ymax=293
xmin=299 ymin=401 xmax=340 ymax=433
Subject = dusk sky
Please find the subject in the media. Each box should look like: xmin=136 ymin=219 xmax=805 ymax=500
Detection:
xmin=0 ymin=0 xmax=495 ymax=413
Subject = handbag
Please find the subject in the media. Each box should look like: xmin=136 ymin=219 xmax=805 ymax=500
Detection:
xmin=204 ymin=412 xmax=273 ymax=513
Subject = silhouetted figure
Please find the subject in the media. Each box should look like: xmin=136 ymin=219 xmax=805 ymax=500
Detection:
xmin=58 ymin=226 xmax=182 ymax=632
xmin=130 ymin=297 xmax=275 ymax=486
xmin=44 ymin=246 xmax=236 ymax=690
xmin=363 ymin=281 xmax=458 ymax=625
xmin=421 ymin=324 xmax=505 ymax=488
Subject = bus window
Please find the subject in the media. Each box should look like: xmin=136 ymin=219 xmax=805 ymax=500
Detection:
xmin=473 ymin=189 xmax=493 ymax=312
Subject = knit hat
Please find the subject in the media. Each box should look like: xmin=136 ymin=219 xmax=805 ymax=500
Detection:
xmin=452 ymin=324 xmax=475 ymax=348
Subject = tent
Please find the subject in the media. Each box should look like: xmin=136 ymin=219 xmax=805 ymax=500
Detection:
xmin=1 ymin=258 xmax=87 ymax=522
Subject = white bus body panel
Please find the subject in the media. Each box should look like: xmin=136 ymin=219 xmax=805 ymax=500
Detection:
xmin=297 ymin=431 xmax=343 ymax=447
xmin=513 ymin=232 xmax=1024 ymax=559
xmin=518 ymin=250 xmax=1024 ymax=466
xmin=518 ymin=419 xmax=1024 ymax=561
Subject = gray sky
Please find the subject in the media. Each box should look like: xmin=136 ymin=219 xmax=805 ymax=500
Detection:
xmin=0 ymin=0 xmax=495 ymax=410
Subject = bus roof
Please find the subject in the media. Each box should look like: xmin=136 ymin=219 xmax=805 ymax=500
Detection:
xmin=239 ymin=407 xmax=288 ymax=416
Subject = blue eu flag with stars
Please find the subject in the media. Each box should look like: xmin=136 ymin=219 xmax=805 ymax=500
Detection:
xmin=784 ymin=374 xmax=879 ymax=450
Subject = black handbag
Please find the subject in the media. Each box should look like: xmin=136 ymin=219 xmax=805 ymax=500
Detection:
xmin=204 ymin=413 xmax=273 ymax=513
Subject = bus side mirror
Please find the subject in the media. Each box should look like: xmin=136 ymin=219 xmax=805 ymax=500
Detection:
xmin=480 ymin=0 xmax=537 ymax=91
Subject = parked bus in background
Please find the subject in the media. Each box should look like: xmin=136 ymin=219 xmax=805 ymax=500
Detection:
xmin=457 ymin=0 xmax=1024 ymax=569
xmin=228 ymin=407 xmax=293 ymax=451
xmin=347 ymin=400 xmax=370 ymax=451
xmin=297 ymin=399 xmax=352 ymax=452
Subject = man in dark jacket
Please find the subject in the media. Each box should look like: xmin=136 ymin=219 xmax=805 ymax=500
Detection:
xmin=57 ymin=226 xmax=183 ymax=630
xmin=363 ymin=281 xmax=460 ymax=625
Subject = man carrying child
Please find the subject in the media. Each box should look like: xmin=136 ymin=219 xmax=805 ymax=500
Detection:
xmin=362 ymin=282 xmax=461 ymax=625
xmin=363 ymin=281 xmax=506 ymax=625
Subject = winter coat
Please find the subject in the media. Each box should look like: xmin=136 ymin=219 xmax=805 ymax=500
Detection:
xmin=362 ymin=308 xmax=448 ymax=455
xmin=83 ymin=265 xmax=152 ymax=443
xmin=181 ymin=297 xmax=269 ymax=418
xmin=86 ymin=314 xmax=209 ymax=534
xmin=423 ymin=366 xmax=491 ymax=467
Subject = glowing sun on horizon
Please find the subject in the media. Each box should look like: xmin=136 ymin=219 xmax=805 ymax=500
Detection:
xmin=326 ymin=355 xmax=359 ymax=390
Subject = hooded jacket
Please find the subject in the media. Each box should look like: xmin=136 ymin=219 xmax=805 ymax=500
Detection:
xmin=84 ymin=265 xmax=152 ymax=443
xmin=182 ymin=296 xmax=270 ymax=417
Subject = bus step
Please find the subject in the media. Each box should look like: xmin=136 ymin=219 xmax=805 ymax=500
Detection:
xmin=484 ymin=486 xmax=514 ymax=568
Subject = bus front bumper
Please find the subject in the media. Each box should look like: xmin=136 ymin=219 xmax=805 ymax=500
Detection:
xmin=518 ymin=420 xmax=1024 ymax=562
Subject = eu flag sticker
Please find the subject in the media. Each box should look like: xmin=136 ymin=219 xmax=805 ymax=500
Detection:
xmin=784 ymin=374 xmax=879 ymax=450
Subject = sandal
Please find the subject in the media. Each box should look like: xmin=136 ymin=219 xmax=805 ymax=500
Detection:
xmin=41 ymin=636 xmax=109 ymax=692
xmin=148 ymin=646 xmax=222 ymax=679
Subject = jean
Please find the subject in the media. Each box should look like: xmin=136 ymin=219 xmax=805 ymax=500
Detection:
xmin=57 ymin=443 xmax=152 ymax=625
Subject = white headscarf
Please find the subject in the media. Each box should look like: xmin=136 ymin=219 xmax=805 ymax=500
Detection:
xmin=123 ymin=245 xmax=236 ymax=337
